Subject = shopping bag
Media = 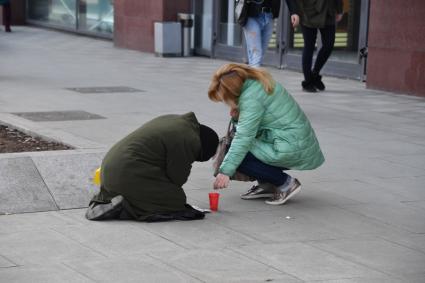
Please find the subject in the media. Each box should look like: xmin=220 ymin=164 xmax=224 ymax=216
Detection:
xmin=212 ymin=120 xmax=254 ymax=182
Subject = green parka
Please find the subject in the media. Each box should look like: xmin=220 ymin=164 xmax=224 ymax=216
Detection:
xmin=219 ymin=80 xmax=324 ymax=177
xmin=91 ymin=112 xmax=202 ymax=220
xmin=298 ymin=0 xmax=343 ymax=28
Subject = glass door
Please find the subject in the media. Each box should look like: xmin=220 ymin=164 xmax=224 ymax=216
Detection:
xmin=27 ymin=0 xmax=77 ymax=30
xmin=27 ymin=0 xmax=113 ymax=38
xmin=77 ymin=0 xmax=114 ymax=35
xmin=211 ymin=0 xmax=283 ymax=67
xmin=262 ymin=3 xmax=285 ymax=67
xmin=212 ymin=0 xmax=245 ymax=61
xmin=193 ymin=0 xmax=214 ymax=56
xmin=282 ymin=0 xmax=370 ymax=79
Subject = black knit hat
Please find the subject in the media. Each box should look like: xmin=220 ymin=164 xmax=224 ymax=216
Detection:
xmin=197 ymin=124 xmax=219 ymax=162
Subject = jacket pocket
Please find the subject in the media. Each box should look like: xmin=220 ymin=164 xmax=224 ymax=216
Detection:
xmin=303 ymin=0 xmax=319 ymax=16
xmin=272 ymin=139 xmax=302 ymax=164
xmin=314 ymin=0 xmax=326 ymax=14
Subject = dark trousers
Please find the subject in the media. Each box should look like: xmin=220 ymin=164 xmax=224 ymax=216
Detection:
xmin=301 ymin=24 xmax=336 ymax=81
xmin=2 ymin=3 xmax=11 ymax=31
xmin=237 ymin=152 xmax=288 ymax=186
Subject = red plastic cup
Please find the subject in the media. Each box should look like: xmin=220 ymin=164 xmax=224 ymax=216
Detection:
xmin=209 ymin=192 xmax=220 ymax=212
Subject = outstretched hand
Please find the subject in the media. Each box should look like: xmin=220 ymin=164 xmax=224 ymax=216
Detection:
xmin=214 ymin=173 xmax=230 ymax=190
xmin=291 ymin=14 xmax=300 ymax=28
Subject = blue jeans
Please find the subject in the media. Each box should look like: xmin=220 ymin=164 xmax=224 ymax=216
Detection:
xmin=237 ymin=152 xmax=289 ymax=186
xmin=243 ymin=12 xmax=274 ymax=68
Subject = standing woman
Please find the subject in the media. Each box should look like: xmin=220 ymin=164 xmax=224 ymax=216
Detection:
xmin=298 ymin=0 xmax=344 ymax=92
xmin=242 ymin=0 xmax=299 ymax=68
xmin=0 ymin=0 xmax=11 ymax=32
xmin=208 ymin=63 xmax=324 ymax=205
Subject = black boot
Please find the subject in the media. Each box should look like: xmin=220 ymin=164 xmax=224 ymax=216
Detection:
xmin=301 ymin=80 xmax=317 ymax=92
xmin=312 ymin=73 xmax=325 ymax=91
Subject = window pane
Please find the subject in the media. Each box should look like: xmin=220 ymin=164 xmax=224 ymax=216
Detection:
xmin=218 ymin=0 xmax=243 ymax=46
xmin=78 ymin=0 xmax=113 ymax=35
xmin=267 ymin=19 xmax=278 ymax=50
xmin=290 ymin=0 xmax=360 ymax=53
xmin=28 ymin=0 xmax=77 ymax=29
xmin=194 ymin=0 xmax=213 ymax=52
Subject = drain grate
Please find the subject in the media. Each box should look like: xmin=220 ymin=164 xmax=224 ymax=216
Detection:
xmin=66 ymin=86 xmax=144 ymax=93
xmin=12 ymin=110 xmax=106 ymax=122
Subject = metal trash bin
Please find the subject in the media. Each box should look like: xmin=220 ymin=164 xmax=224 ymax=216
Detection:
xmin=154 ymin=22 xmax=182 ymax=57
xmin=177 ymin=13 xmax=194 ymax=56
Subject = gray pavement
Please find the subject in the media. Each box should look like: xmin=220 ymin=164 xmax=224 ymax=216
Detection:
xmin=1 ymin=26 xmax=425 ymax=282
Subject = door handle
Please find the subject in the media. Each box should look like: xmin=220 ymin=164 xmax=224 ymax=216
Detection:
xmin=359 ymin=47 xmax=368 ymax=63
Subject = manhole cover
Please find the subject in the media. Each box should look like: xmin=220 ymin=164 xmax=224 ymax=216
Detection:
xmin=12 ymin=110 xmax=106 ymax=122
xmin=66 ymin=86 xmax=144 ymax=93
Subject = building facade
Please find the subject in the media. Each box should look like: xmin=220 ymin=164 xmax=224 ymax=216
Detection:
xmin=2 ymin=0 xmax=424 ymax=96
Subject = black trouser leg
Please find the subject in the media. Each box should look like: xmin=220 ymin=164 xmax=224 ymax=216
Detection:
xmin=3 ymin=3 xmax=11 ymax=32
xmin=301 ymin=25 xmax=318 ymax=81
xmin=237 ymin=152 xmax=288 ymax=187
xmin=312 ymin=25 xmax=336 ymax=75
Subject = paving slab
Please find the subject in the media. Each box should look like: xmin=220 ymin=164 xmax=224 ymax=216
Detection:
xmin=306 ymin=275 xmax=423 ymax=283
xmin=50 ymin=220 xmax=187 ymax=257
xmin=140 ymin=215 xmax=260 ymax=249
xmin=149 ymin=249 xmax=302 ymax=282
xmin=379 ymin=232 xmax=425 ymax=254
xmin=31 ymin=152 xmax=103 ymax=209
xmin=0 ymin=229 xmax=106 ymax=265
xmin=343 ymin=202 xmax=425 ymax=234
xmin=0 ymin=209 xmax=82 ymax=235
xmin=310 ymin=238 xmax=425 ymax=276
xmin=0 ymin=264 xmax=94 ymax=283
xmin=307 ymin=179 xmax=408 ymax=205
xmin=0 ymin=254 xmax=16 ymax=268
xmin=0 ymin=157 xmax=58 ymax=214
xmin=64 ymin=255 xmax=201 ymax=283
xmin=232 ymin=242 xmax=387 ymax=281
xmin=361 ymin=176 xmax=425 ymax=202
xmin=377 ymin=153 xmax=425 ymax=171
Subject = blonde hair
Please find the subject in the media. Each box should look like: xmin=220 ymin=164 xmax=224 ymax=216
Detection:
xmin=208 ymin=63 xmax=275 ymax=104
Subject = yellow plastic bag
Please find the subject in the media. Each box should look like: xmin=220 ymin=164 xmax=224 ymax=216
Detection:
xmin=93 ymin=167 xmax=101 ymax=185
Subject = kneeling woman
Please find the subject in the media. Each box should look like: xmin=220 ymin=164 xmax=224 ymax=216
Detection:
xmin=208 ymin=63 xmax=324 ymax=205
xmin=86 ymin=112 xmax=219 ymax=221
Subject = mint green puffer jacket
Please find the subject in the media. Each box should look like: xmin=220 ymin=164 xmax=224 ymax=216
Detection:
xmin=219 ymin=80 xmax=324 ymax=176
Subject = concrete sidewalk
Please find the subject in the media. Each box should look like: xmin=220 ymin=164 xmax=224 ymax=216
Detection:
xmin=1 ymin=27 xmax=425 ymax=282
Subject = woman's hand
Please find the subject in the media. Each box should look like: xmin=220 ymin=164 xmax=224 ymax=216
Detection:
xmin=230 ymin=108 xmax=239 ymax=120
xmin=336 ymin=13 xmax=344 ymax=22
xmin=291 ymin=14 xmax=300 ymax=28
xmin=214 ymin=173 xmax=230 ymax=190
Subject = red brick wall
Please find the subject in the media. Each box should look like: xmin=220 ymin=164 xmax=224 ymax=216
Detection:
xmin=366 ymin=0 xmax=425 ymax=97
xmin=114 ymin=0 xmax=191 ymax=52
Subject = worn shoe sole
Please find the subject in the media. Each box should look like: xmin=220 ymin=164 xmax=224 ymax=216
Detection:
xmin=85 ymin=195 xmax=124 ymax=220
xmin=265 ymin=184 xmax=301 ymax=205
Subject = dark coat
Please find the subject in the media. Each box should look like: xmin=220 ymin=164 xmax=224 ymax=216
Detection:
xmin=298 ymin=0 xmax=343 ymax=28
xmin=248 ymin=0 xmax=299 ymax=19
xmin=91 ymin=112 xmax=202 ymax=220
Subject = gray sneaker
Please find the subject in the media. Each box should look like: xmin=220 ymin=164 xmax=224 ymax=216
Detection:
xmin=265 ymin=179 xmax=301 ymax=205
xmin=241 ymin=183 xmax=275 ymax=199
